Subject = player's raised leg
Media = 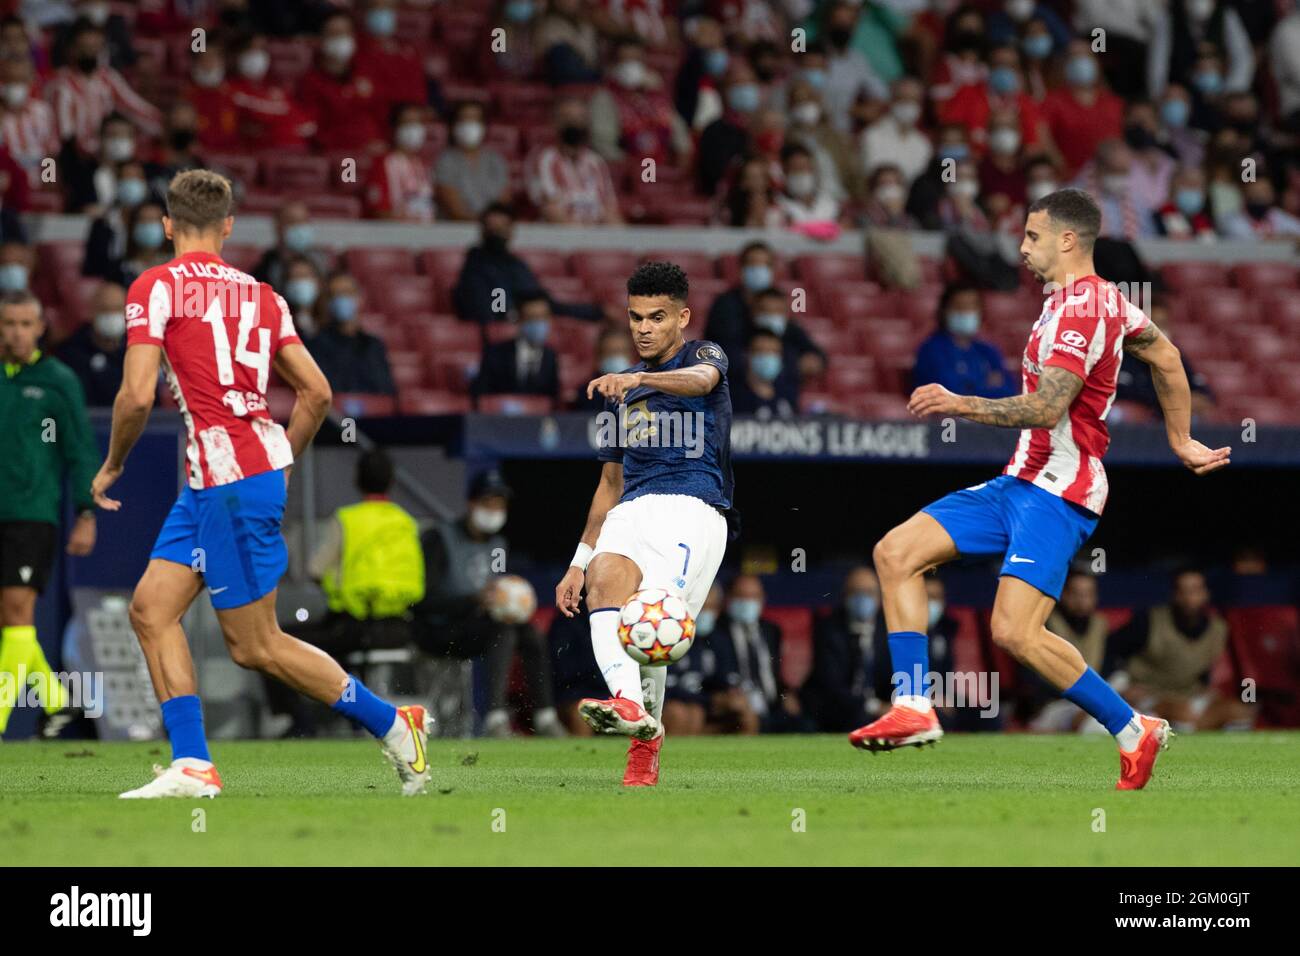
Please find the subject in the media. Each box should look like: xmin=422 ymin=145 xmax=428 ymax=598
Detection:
xmin=578 ymin=550 xmax=659 ymax=741
xmin=849 ymin=511 xmax=958 ymax=751
xmin=120 ymin=558 xmax=221 ymax=798
xmin=991 ymin=576 xmax=1170 ymax=790
xmin=214 ymin=589 xmax=432 ymax=795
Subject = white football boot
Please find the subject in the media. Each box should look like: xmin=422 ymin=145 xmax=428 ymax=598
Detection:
xmin=381 ymin=705 xmax=434 ymax=796
xmin=119 ymin=758 xmax=223 ymax=799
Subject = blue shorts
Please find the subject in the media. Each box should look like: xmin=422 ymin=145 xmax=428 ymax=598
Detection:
xmin=151 ymin=469 xmax=288 ymax=610
xmin=922 ymin=475 xmax=1098 ymax=600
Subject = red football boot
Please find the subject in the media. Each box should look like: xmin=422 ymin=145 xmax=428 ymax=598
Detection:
xmin=578 ymin=692 xmax=659 ymax=740
xmin=849 ymin=703 xmax=943 ymax=752
xmin=623 ymin=733 xmax=663 ymax=787
xmin=1116 ymin=715 xmax=1173 ymax=790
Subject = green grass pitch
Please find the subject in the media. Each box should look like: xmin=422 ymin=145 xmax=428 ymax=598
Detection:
xmin=3 ymin=733 xmax=1297 ymax=866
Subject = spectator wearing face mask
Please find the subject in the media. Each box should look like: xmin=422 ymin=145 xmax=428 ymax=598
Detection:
xmin=802 ymin=566 xmax=887 ymax=732
xmin=298 ymin=10 xmax=385 ymax=153
xmin=1041 ymin=41 xmax=1123 ymax=178
xmin=939 ymin=44 xmax=1051 ymax=161
xmin=722 ymin=285 xmax=825 ymax=385
xmin=252 ymin=200 xmax=330 ymax=292
xmin=1153 ymin=164 xmax=1216 ymax=240
xmin=928 ymin=5 xmax=989 ymax=106
xmin=414 ymin=471 xmax=565 ymax=737
xmin=813 ymin=4 xmax=889 ymax=134
xmin=785 ymin=79 xmax=863 ymax=204
xmin=364 ymin=102 xmax=435 ymax=222
xmin=472 ymin=292 xmax=561 ymax=405
xmin=732 ymin=328 xmax=798 ymax=420
xmin=719 ymin=155 xmax=781 ymax=228
xmin=46 ymin=18 xmax=160 ymax=157
xmin=913 ymin=284 xmax=1016 ymax=399
xmin=590 ymin=34 xmax=692 ymax=169
xmin=978 ymin=111 xmax=1029 ymax=215
xmin=1121 ymin=100 xmax=1176 ymax=215
xmin=480 ymin=0 xmax=541 ymax=82
xmin=353 ymin=0 xmax=429 ymax=128
xmin=988 ymin=0 xmax=1072 ymax=51
xmin=82 ymin=161 xmax=152 ymax=283
xmin=526 ymin=96 xmax=622 ymax=224
xmin=0 ymin=239 xmax=32 ymax=294
xmin=1220 ymin=176 xmax=1300 ymax=238
xmin=308 ymin=272 xmax=395 ymax=396
xmin=704 ymin=241 xmax=776 ymax=355
xmin=574 ymin=328 xmax=632 ymax=411
xmin=1153 ymin=84 xmax=1205 ymax=168
xmin=535 ymin=0 xmax=602 ymax=85
xmin=862 ymin=163 xmax=916 ymax=228
xmin=1070 ymin=0 xmax=1163 ymax=99
xmin=674 ymin=15 xmax=730 ymax=131
xmin=279 ymin=256 xmax=326 ymax=340
xmin=1023 ymin=155 xmax=1059 ymax=205
xmin=54 ymin=279 xmax=127 ymax=406
xmin=435 ymin=101 xmax=510 ymax=221
xmin=1017 ymin=17 xmax=1057 ymax=100
xmin=860 ymin=75 xmax=932 ymax=187
xmin=117 ymin=200 xmax=170 ymax=287
xmin=226 ymin=32 xmax=316 ymax=150
xmin=453 ymin=202 xmax=607 ymax=324
xmin=774 ymin=143 xmax=842 ymax=229
xmin=697 ymin=61 xmax=762 ymax=197
xmin=184 ymin=48 xmax=240 ymax=152
xmin=151 ymin=102 xmax=204 ymax=189
xmin=928 ymin=159 xmax=990 ymax=232
xmin=1074 ymin=139 xmax=1158 ymax=240
xmin=1149 ymin=0 xmax=1255 ymax=101
xmin=63 ymin=112 xmax=161 ymax=215
xmin=703 ymin=574 xmax=810 ymax=734
xmin=52 ymin=1 xmax=135 ymax=70
xmin=0 ymin=57 xmax=57 ymax=189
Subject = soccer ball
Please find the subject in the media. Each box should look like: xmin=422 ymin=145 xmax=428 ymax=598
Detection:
xmin=618 ymin=588 xmax=695 ymax=666
xmin=486 ymin=575 xmax=537 ymax=624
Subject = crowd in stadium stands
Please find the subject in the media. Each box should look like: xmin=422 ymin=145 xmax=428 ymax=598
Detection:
xmin=0 ymin=0 xmax=1296 ymax=422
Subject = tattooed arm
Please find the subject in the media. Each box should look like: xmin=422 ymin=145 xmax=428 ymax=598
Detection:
xmin=908 ymin=366 xmax=1083 ymax=429
xmin=1124 ymin=323 xmax=1231 ymax=475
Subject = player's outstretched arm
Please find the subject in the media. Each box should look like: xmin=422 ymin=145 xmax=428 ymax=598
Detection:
xmin=908 ymin=366 xmax=1083 ymax=430
xmin=273 ymin=342 xmax=333 ymax=460
xmin=1124 ymin=324 xmax=1230 ymax=475
xmin=555 ymin=462 xmax=623 ymax=617
xmin=587 ymin=364 xmax=720 ymax=402
xmin=92 ymin=344 xmax=162 ymax=510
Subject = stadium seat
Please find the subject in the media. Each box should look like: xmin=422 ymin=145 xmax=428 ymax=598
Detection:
xmin=516 ymin=248 xmax=570 ymax=278
xmin=411 ymin=316 xmax=482 ymax=353
xmin=477 ymin=394 xmax=555 ymax=415
xmin=427 ymin=351 xmax=480 ymax=392
xmin=824 ymin=282 xmax=891 ymax=323
xmin=1193 ymin=288 xmax=1256 ymax=327
xmin=389 ymin=354 xmax=430 ymax=390
xmin=261 ymin=154 xmax=331 ymax=192
xmin=1223 ymin=606 xmax=1300 ymax=728
xmin=301 ymin=194 xmax=362 ymax=219
xmin=795 ymin=254 xmax=869 ymax=287
xmin=333 ymin=393 xmax=397 ymax=418
xmin=398 ymin=389 xmax=472 ymax=415
xmin=1262 ymin=289 xmax=1300 ymax=332
xmin=482 ymin=125 xmax=520 ymax=158
xmin=221 ymin=243 xmax=262 ymax=274
xmin=640 ymin=250 xmax=716 ymax=281
xmin=570 ymin=250 xmax=637 ymax=286
xmin=1161 ymin=261 xmax=1231 ymax=290
xmin=1230 ymin=262 xmax=1298 ymax=292
xmin=345 ymin=247 xmax=418 ymax=281
xmin=764 ymin=606 xmax=814 ymax=688
xmin=369 ymin=276 xmax=437 ymax=316
xmin=851 ymin=393 xmax=910 ymax=419
xmin=37 ymin=241 xmax=84 ymax=278
xmin=826 ymin=357 xmax=878 ymax=395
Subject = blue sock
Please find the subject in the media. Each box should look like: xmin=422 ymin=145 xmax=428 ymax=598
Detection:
xmin=331 ymin=676 xmax=398 ymax=739
xmin=161 ymin=695 xmax=211 ymax=762
xmin=888 ymin=631 xmax=929 ymax=698
xmin=1063 ymin=667 xmax=1134 ymax=734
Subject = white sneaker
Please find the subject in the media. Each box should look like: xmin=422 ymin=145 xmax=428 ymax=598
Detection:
xmin=381 ymin=705 xmax=433 ymax=796
xmin=119 ymin=758 xmax=222 ymax=799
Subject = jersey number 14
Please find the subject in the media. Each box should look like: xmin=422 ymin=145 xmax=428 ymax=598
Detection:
xmin=202 ymin=298 xmax=271 ymax=393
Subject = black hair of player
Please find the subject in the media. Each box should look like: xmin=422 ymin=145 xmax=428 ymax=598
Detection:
xmin=356 ymin=448 xmax=395 ymax=495
xmin=627 ymin=261 xmax=689 ymax=304
xmin=1026 ymin=187 xmax=1102 ymax=250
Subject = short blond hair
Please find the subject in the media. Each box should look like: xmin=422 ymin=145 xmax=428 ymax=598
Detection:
xmin=166 ymin=169 xmax=233 ymax=232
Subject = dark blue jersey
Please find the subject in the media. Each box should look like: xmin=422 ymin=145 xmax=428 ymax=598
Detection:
xmin=597 ymin=339 xmax=734 ymax=513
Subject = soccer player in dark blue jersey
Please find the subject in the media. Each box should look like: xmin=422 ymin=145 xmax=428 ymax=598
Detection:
xmin=555 ymin=262 xmax=733 ymax=787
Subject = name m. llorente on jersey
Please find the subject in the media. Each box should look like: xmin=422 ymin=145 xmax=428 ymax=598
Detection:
xmin=591 ymin=404 xmax=706 ymax=459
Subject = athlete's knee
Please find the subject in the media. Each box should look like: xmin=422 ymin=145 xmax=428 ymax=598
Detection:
xmin=128 ymin=592 xmax=171 ymax=638
xmin=872 ymin=529 xmax=915 ymax=581
xmin=225 ymin=633 xmax=273 ymax=671
xmin=988 ymin=610 xmax=1036 ymax=658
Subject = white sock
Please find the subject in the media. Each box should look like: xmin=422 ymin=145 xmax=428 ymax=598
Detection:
xmin=895 ymin=694 xmax=932 ymax=713
xmin=640 ymin=667 xmax=666 ymax=722
xmin=1114 ymin=714 xmax=1145 ymax=752
xmin=534 ymin=706 xmax=559 ymax=728
xmin=484 ymin=708 xmax=510 ymax=730
xmin=590 ymin=608 xmax=643 ymax=707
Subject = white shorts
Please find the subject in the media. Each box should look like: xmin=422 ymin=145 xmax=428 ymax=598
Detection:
xmin=592 ymin=493 xmax=728 ymax=617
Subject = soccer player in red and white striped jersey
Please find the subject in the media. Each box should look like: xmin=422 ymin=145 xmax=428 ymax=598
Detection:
xmin=850 ymin=189 xmax=1230 ymax=790
xmin=91 ymin=169 xmax=433 ymax=799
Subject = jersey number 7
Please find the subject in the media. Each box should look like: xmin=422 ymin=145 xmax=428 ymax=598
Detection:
xmin=202 ymin=297 xmax=271 ymax=393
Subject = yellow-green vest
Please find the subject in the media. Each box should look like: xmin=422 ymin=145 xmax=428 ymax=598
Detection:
xmin=322 ymin=500 xmax=425 ymax=620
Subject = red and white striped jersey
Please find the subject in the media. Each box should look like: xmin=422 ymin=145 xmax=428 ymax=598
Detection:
xmin=1003 ymin=273 xmax=1151 ymax=514
xmin=45 ymin=65 xmax=162 ymax=154
xmin=0 ymin=98 xmax=59 ymax=184
xmin=364 ymin=150 xmax=434 ymax=222
xmin=126 ymin=251 xmax=301 ymax=490
xmin=525 ymin=145 xmax=618 ymax=224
